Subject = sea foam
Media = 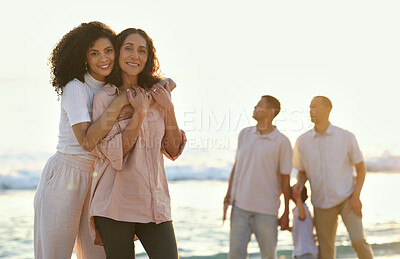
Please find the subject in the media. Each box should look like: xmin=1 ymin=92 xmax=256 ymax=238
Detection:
xmin=1 ymin=152 xmax=399 ymax=190
xmin=364 ymin=151 xmax=400 ymax=172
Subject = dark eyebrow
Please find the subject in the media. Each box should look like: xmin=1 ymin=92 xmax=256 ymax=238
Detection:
xmin=123 ymin=42 xmax=147 ymax=49
xmin=89 ymin=45 xmax=113 ymax=52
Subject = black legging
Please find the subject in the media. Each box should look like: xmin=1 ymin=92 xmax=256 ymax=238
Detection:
xmin=94 ymin=216 xmax=179 ymax=259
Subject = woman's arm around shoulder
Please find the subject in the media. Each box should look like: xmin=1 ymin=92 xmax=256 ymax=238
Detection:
xmin=72 ymin=87 xmax=132 ymax=152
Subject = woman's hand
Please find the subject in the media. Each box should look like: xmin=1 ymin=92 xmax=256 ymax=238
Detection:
xmin=127 ymin=86 xmax=151 ymax=118
xmin=150 ymin=83 xmax=174 ymax=111
xmin=112 ymin=89 xmax=132 ymax=108
xmin=159 ymin=78 xmax=176 ymax=92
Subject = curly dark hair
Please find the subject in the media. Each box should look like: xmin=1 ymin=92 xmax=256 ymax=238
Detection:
xmin=108 ymin=28 xmax=161 ymax=89
xmin=49 ymin=21 xmax=116 ymax=97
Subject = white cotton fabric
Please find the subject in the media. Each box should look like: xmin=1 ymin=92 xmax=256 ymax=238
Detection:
xmin=56 ymin=73 xmax=105 ymax=159
xmin=230 ymin=126 xmax=292 ymax=216
xmin=34 ymin=73 xmax=106 ymax=259
xmin=293 ymin=124 xmax=364 ymax=209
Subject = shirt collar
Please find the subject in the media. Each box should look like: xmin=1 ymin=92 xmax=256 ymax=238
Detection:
xmin=102 ymin=83 xmax=120 ymax=96
xmin=252 ymin=126 xmax=278 ymax=139
xmin=84 ymin=72 xmax=106 ymax=89
xmin=311 ymin=123 xmax=335 ymax=137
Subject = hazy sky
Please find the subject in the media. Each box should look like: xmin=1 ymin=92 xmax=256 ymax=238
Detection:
xmin=1 ymin=0 xmax=400 ymax=164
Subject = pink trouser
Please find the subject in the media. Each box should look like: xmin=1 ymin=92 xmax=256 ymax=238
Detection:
xmin=34 ymin=152 xmax=105 ymax=259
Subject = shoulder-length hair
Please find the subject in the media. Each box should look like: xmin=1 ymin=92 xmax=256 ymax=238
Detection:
xmin=108 ymin=28 xmax=161 ymax=89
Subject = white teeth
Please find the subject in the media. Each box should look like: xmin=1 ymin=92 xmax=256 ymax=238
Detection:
xmin=99 ymin=64 xmax=110 ymax=69
xmin=127 ymin=62 xmax=139 ymax=67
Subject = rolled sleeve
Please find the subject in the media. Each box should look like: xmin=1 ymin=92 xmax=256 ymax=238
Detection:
xmin=162 ymin=130 xmax=187 ymax=161
xmin=94 ymin=126 xmax=125 ymax=170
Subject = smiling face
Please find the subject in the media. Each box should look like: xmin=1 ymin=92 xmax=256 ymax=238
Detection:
xmin=119 ymin=33 xmax=148 ymax=84
xmin=85 ymin=37 xmax=115 ymax=81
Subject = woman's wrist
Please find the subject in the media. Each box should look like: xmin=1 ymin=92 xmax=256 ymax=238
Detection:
xmin=164 ymin=103 xmax=175 ymax=114
xmin=126 ymin=110 xmax=143 ymax=128
xmin=137 ymin=110 xmax=147 ymax=120
xmin=110 ymin=97 xmax=125 ymax=112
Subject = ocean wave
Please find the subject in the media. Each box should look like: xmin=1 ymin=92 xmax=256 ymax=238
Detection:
xmin=0 ymin=165 xmax=231 ymax=191
xmin=166 ymin=165 xmax=231 ymax=181
xmin=0 ymin=169 xmax=41 ymax=190
xmin=1 ymin=151 xmax=400 ymax=190
xmin=365 ymin=151 xmax=400 ymax=172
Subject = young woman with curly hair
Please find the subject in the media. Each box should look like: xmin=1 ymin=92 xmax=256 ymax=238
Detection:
xmin=88 ymin=28 xmax=186 ymax=259
xmin=34 ymin=21 xmax=131 ymax=259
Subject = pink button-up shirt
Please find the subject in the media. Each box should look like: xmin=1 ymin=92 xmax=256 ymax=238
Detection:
xmin=89 ymin=84 xmax=186 ymax=245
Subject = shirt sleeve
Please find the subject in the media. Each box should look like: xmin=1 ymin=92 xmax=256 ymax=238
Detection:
xmin=348 ymin=133 xmax=364 ymax=165
xmin=61 ymin=79 xmax=91 ymax=126
xmin=95 ymin=128 xmax=126 ymax=171
xmin=279 ymin=137 xmax=293 ymax=175
xmin=234 ymin=129 xmax=245 ymax=161
xmin=293 ymin=138 xmax=305 ymax=171
xmin=162 ymin=130 xmax=187 ymax=161
xmin=91 ymin=91 xmax=127 ymax=171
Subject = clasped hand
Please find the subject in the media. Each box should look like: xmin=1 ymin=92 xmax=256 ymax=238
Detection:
xmin=149 ymin=82 xmax=174 ymax=112
xmin=126 ymin=82 xmax=174 ymax=116
xmin=127 ymin=86 xmax=151 ymax=117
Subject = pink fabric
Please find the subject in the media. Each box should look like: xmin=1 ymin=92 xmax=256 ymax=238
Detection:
xmin=88 ymin=84 xmax=186 ymax=245
xmin=34 ymin=152 xmax=105 ymax=258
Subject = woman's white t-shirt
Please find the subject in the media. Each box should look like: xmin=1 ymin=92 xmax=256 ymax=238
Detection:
xmin=56 ymin=73 xmax=105 ymax=159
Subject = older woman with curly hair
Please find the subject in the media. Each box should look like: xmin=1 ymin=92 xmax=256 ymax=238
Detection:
xmin=34 ymin=21 xmax=131 ymax=259
xmin=88 ymin=28 xmax=186 ymax=259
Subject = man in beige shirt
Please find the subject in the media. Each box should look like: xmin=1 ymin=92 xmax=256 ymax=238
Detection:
xmin=293 ymin=96 xmax=374 ymax=259
xmin=223 ymin=95 xmax=292 ymax=259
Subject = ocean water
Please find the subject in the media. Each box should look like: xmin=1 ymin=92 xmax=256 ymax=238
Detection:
xmin=0 ymin=153 xmax=400 ymax=258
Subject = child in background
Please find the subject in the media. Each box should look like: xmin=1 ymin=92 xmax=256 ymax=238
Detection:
xmin=289 ymin=186 xmax=319 ymax=259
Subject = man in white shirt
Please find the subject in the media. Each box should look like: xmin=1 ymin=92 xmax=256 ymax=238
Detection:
xmin=223 ymin=95 xmax=292 ymax=259
xmin=293 ymin=96 xmax=374 ymax=259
